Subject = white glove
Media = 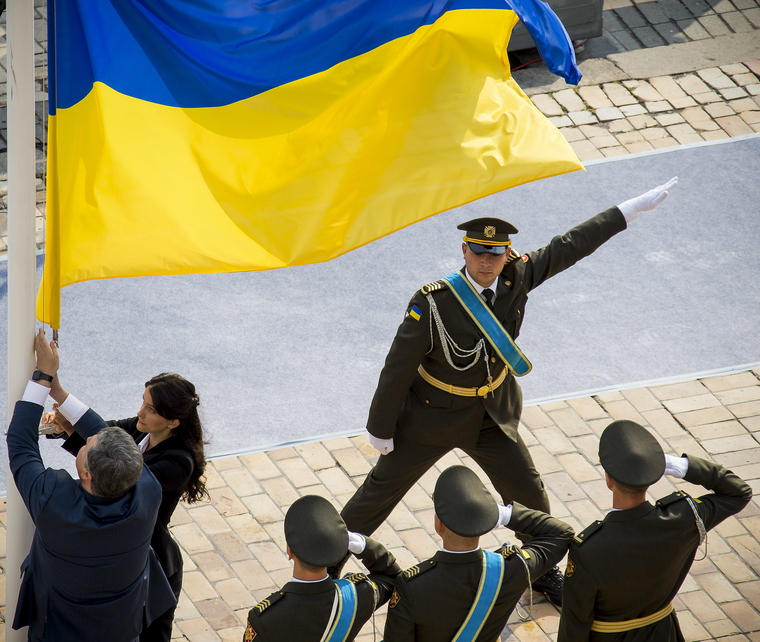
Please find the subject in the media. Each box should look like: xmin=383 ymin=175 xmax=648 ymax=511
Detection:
xmin=347 ymin=531 xmax=367 ymax=555
xmin=497 ymin=504 xmax=513 ymax=528
xmin=618 ymin=177 xmax=678 ymax=223
xmin=664 ymin=454 xmax=689 ymax=479
xmin=369 ymin=434 xmax=394 ymax=455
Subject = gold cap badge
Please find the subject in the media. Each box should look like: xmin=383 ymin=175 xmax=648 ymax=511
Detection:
xmin=484 ymin=225 xmax=496 ymax=238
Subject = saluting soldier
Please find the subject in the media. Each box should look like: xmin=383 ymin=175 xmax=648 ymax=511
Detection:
xmin=244 ymin=495 xmax=401 ymax=642
xmin=383 ymin=466 xmax=574 ymax=641
xmin=339 ymin=178 xmax=679 ymax=604
xmin=558 ymin=420 xmax=752 ymax=641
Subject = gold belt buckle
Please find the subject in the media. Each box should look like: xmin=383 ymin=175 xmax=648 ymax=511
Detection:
xmin=477 ymin=375 xmax=494 ymax=397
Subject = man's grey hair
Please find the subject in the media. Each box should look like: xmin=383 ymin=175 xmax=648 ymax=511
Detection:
xmin=86 ymin=426 xmax=143 ymax=498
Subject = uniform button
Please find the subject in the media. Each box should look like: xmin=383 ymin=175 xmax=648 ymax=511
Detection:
xmin=425 ymin=400 xmax=430 ymax=404
xmin=491 ymin=358 xmax=496 ymax=363
xmin=517 ymin=310 xmax=521 ymax=315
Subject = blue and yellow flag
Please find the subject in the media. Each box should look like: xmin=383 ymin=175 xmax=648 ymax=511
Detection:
xmin=39 ymin=0 xmax=583 ymax=327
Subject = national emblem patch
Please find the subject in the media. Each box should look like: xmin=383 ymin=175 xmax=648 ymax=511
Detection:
xmin=407 ymin=304 xmax=422 ymax=321
xmin=522 ymin=254 xmax=529 ymax=262
xmin=244 ymin=622 xmax=257 ymax=641
xmin=566 ymin=559 xmax=576 ymax=578
xmin=389 ymin=589 xmax=401 ymax=608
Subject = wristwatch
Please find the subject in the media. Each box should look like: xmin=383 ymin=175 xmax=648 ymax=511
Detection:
xmin=32 ymin=370 xmax=54 ymax=383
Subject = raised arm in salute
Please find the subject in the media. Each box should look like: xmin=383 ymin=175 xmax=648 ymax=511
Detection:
xmin=339 ymin=179 xmax=678 ymax=605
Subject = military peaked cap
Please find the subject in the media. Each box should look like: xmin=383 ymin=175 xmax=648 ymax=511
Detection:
xmin=434 ymin=466 xmax=499 ymax=537
xmin=599 ymin=420 xmax=665 ymax=488
xmin=284 ymin=495 xmax=348 ymax=567
xmin=458 ymin=217 xmax=518 ymax=255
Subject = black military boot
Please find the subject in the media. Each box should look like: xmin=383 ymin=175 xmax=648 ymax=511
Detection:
xmin=532 ymin=565 xmax=563 ymax=607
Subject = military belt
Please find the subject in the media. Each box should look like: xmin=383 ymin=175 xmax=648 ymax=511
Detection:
xmin=590 ymin=602 xmax=674 ymax=633
xmin=418 ymin=365 xmax=507 ymax=397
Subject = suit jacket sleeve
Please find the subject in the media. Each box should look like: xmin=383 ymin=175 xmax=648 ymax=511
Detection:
xmin=72 ymin=407 xmax=110 ymax=439
xmin=383 ymin=576 xmax=415 ymax=642
xmin=366 ymin=291 xmax=433 ymax=439
xmin=65 ymin=417 xmax=194 ymax=493
xmin=507 ymin=502 xmax=574 ymax=580
xmin=109 ymin=417 xmax=140 ymax=433
xmin=683 ymin=455 xmax=752 ymax=530
xmin=6 ymin=400 xmax=60 ymax=521
xmin=61 ymin=413 xmax=126 ymax=456
xmin=557 ymin=544 xmax=596 ymax=642
xmin=524 ymin=207 xmax=627 ymax=292
xmin=356 ymin=537 xmax=403 ymax=606
xmin=61 ymin=431 xmax=86 ymax=456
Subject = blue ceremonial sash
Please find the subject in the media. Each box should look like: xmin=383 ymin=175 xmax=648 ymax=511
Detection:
xmin=451 ymin=550 xmax=505 ymax=642
xmin=442 ymin=272 xmax=532 ymax=376
xmin=325 ymin=579 xmax=358 ymax=642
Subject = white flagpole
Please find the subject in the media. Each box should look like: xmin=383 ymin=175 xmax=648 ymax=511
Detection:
xmin=6 ymin=0 xmax=40 ymax=638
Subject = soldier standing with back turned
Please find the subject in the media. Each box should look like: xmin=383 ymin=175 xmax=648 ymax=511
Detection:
xmin=558 ymin=420 xmax=752 ymax=640
xmin=384 ymin=466 xmax=574 ymax=641
xmin=244 ymin=495 xmax=401 ymax=642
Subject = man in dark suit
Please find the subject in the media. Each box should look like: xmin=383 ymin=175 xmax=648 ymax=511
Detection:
xmin=7 ymin=330 xmax=176 ymax=641
xmin=558 ymin=420 xmax=752 ymax=641
xmin=340 ymin=179 xmax=678 ymax=604
xmin=383 ymin=466 xmax=574 ymax=641
xmin=245 ymin=495 xmax=401 ymax=641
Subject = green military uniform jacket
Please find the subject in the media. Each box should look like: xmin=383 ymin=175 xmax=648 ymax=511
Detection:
xmin=383 ymin=504 xmax=574 ymax=641
xmin=366 ymin=207 xmax=628 ymax=448
xmin=245 ymin=538 xmax=401 ymax=642
xmin=558 ymin=456 xmax=752 ymax=641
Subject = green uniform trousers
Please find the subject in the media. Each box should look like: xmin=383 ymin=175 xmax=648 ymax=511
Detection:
xmin=341 ymin=425 xmax=550 ymax=541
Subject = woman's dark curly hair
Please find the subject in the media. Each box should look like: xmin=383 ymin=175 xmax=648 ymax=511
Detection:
xmin=145 ymin=373 xmax=209 ymax=504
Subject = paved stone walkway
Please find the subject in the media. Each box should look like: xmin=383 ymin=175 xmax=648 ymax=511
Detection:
xmin=509 ymin=0 xmax=760 ymax=68
xmin=590 ymin=0 xmax=760 ymax=56
xmin=2 ymin=368 xmax=758 ymax=641
xmin=529 ymin=60 xmax=760 ymax=161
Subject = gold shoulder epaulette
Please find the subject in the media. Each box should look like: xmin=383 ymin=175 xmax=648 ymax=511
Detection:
xmin=344 ymin=572 xmax=369 ymax=584
xmin=499 ymin=544 xmax=530 ymax=560
xmin=253 ymin=590 xmax=284 ymax=614
xmin=420 ymin=280 xmax=448 ymax=295
xmin=506 ymin=248 xmax=521 ymax=263
xmin=402 ymin=559 xmax=436 ymax=580
xmin=573 ymin=520 xmax=603 ymax=546
xmin=657 ymin=490 xmax=691 ymax=507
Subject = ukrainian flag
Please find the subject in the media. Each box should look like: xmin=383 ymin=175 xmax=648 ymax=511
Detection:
xmin=38 ymin=0 xmax=583 ymax=327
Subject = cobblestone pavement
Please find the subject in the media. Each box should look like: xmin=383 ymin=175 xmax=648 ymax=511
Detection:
xmin=1 ymin=369 xmax=759 ymax=641
xmin=592 ymin=0 xmax=760 ymax=56
xmin=529 ymin=60 xmax=760 ymax=161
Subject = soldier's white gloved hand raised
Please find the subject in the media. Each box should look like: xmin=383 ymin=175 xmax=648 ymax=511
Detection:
xmin=347 ymin=531 xmax=367 ymax=554
xmin=618 ymin=177 xmax=678 ymax=223
xmin=369 ymin=434 xmax=394 ymax=455
xmin=496 ymin=503 xmax=513 ymax=528
xmin=664 ymin=454 xmax=689 ymax=479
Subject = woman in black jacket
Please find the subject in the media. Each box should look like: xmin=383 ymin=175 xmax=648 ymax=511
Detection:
xmin=51 ymin=373 xmax=209 ymax=642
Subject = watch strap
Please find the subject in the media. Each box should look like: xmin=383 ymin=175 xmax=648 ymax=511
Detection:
xmin=32 ymin=370 xmax=54 ymax=383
